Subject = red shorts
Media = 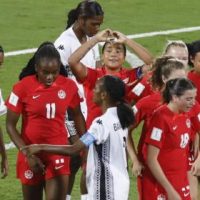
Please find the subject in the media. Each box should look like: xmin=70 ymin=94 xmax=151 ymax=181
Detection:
xmin=17 ymin=151 xmax=70 ymax=185
xmin=137 ymin=169 xmax=191 ymax=200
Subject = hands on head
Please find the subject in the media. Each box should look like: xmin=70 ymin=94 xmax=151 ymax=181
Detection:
xmin=95 ymin=29 xmax=127 ymax=44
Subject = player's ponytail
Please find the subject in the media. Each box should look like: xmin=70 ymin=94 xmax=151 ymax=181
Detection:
xmin=0 ymin=46 xmax=4 ymax=53
xmin=151 ymin=56 xmax=185 ymax=90
xmin=163 ymin=78 xmax=195 ymax=103
xmin=66 ymin=1 xmax=104 ymax=29
xmin=19 ymin=42 xmax=67 ymax=80
xmin=66 ymin=9 xmax=78 ymax=29
xmin=102 ymin=75 xmax=134 ymax=129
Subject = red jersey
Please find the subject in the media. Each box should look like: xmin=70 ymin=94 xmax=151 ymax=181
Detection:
xmin=144 ymin=105 xmax=192 ymax=198
xmin=6 ymin=75 xmax=81 ymax=145
xmin=145 ymin=105 xmax=191 ymax=175
xmin=133 ymin=92 xmax=162 ymax=163
xmin=127 ymin=72 xmax=153 ymax=103
xmin=81 ymin=66 xmax=140 ymax=128
xmin=188 ymin=70 xmax=200 ymax=103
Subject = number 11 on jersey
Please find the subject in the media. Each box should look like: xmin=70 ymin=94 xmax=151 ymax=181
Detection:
xmin=46 ymin=103 xmax=56 ymax=119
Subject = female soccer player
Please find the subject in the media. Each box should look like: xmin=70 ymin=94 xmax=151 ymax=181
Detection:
xmin=186 ymin=40 xmax=200 ymax=200
xmin=22 ymin=75 xmax=135 ymax=200
xmin=128 ymin=40 xmax=189 ymax=103
xmin=68 ymin=28 xmax=153 ymax=128
xmin=6 ymin=43 xmax=86 ymax=200
xmin=54 ymin=2 xmax=104 ymax=198
xmin=187 ymin=40 xmax=200 ymax=103
xmin=128 ymin=56 xmax=188 ymax=198
xmin=146 ymin=78 xmax=196 ymax=200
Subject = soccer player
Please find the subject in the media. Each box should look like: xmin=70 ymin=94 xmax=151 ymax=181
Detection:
xmin=68 ymin=29 xmax=153 ymax=128
xmin=54 ymin=3 xmax=104 ymax=198
xmin=145 ymin=78 xmax=196 ymax=200
xmin=0 ymin=45 xmax=8 ymax=179
xmin=22 ymin=75 xmax=135 ymax=200
xmin=128 ymin=40 xmax=188 ymax=103
xmin=187 ymin=40 xmax=200 ymax=104
xmin=129 ymin=56 xmax=187 ymax=198
xmin=187 ymin=40 xmax=200 ymax=200
xmin=5 ymin=43 xmax=86 ymax=200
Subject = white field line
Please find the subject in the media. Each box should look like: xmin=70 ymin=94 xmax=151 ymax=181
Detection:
xmin=4 ymin=26 xmax=200 ymax=58
xmin=4 ymin=25 xmax=200 ymax=150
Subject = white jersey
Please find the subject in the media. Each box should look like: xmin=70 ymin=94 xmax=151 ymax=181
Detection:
xmin=54 ymin=26 xmax=100 ymax=74
xmin=54 ymin=27 xmax=100 ymax=119
xmin=87 ymin=107 xmax=130 ymax=200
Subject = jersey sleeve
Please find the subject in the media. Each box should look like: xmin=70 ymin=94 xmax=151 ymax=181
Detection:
xmin=145 ymin=111 xmax=165 ymax=149
xmin=54 ymin=37 xmax=72 ymax=67
xmin=5 ymin=82 xmax=25 ymax=114
xmin=132 ymin=98 xmax=149 ymax=126
xmin=87 ymin=117 xmax=109 ymax=145
xmin=190 ymin=102 xmax=200 ymax=132
xmin=79 ymin=68 xmax=98 ymax=88
xmin=128 ymin=77 xmax=152 ymax=103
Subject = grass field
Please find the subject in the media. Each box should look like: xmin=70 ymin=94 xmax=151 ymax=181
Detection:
xmin=0 ymin=0 xmax=200 ymax=199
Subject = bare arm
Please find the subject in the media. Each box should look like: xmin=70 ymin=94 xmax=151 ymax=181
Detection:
xmin=6 ymin=109 xmax=45 ymax=173
xmin=127 ymin=128 xmax=143 ymax=176
xmin=6 ymin=109 xmax=26 ymax=150
xmin=68 ymin=106 xmax=86 ymax=138
xmin=68 ymin=29 xmax=112 ymax=82
xmin=113 ymin=31 xmax=154 ymax=65
xmin=0 ymin=127 xmax=8 ymax=178
xmin=147 ymin=145 xmax=181 ymax=200
xmin=23 ymin=139 xmax=87 ymax=156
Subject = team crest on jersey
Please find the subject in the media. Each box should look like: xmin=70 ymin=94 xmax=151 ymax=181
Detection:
xmin=24 ymin=170 xmax=33 ymax=179
xmin=186 ymin=119 xmax=191 ymax=128
xmin=58 ymin=90 xmax=66 ymax=99
xmin=157 ymin=194 xmax=166 ymax=200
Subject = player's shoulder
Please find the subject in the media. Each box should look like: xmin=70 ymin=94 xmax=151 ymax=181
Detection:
xmin=56 ymin=75 xmax=77 ymax=87
xmin=136 ymin=92 xmax=159 ymax=108
xmin=55 ymin=28 xmax=76 ymax=45
xmin=15 ymin=75 xmax=36 ymax=88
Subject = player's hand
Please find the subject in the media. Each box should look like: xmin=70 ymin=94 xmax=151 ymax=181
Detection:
xmin=21 ymin=144 xmax=42 ymax=156
xmin=167 ymin=189 xmax=181 ymax=200
xmin=27 ymin=155 xmax=45 ymax=174
xmin=191 ymin=153 xmax=200 ymax=176
xmin=131 ymin=159 xmax=144 ymax=177
xmin=95 ymin=29 xmax=113 ymax=42
xmin=1 ymin=156 xmax=8 ymax=178
xmin=112 ymin=31 xmax=127 ymax=44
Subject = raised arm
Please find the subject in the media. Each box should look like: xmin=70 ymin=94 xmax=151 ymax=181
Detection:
xmin=147 ymin=145 xmax=181 ymax=200
xmin=68 ymin=29 xmax=112 ymax=82
xmin=113 ymin=31 xmax=154 ymax=65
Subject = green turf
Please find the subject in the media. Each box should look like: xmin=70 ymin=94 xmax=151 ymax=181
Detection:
xmin=0 ymin=0 xmax=200 ymax=199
